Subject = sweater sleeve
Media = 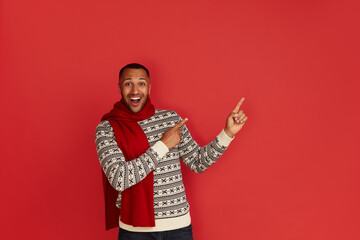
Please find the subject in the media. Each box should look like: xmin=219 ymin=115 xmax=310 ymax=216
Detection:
xmin=95 ymin=120 xmax=169 ymax=191
xmin=177 ymin=117 xmax=234 ymax=173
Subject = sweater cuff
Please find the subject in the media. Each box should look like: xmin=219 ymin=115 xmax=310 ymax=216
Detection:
xmin=217 ymin=129 xmax=234 ymax=147
xmin=151 ymin=141 xmax=169 ymax=159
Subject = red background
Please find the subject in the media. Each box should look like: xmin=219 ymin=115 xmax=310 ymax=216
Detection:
xmin=1 ymin=0 xmax=359 ymax=239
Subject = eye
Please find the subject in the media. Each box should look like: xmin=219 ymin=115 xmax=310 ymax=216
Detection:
xmin=124 ymin=82 xmax=131 ymax=86
xmin=139 ymin=82 xmax=146 ymax=86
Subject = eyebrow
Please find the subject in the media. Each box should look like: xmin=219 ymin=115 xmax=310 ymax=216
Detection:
xmin=123 ymin=78 xmax=147 ymax=81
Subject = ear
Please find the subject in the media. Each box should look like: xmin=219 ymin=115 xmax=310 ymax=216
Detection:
xmin=149 ymin=83 xmax=151 ymax=95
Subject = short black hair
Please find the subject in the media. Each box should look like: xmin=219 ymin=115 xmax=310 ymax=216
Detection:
xmin=119 ymin=63 xmax=150 ymax=80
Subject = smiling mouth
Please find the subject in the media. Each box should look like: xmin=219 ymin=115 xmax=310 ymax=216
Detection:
xmin=129 ymin=97 xmax=141 ymax=105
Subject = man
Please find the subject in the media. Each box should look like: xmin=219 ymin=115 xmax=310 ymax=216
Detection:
xmin=95 ymin=63 xmax=248 ymax=240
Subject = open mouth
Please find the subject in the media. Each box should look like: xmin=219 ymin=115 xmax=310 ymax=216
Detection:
xmin=129 ymin=97 xmax=141 ymax=105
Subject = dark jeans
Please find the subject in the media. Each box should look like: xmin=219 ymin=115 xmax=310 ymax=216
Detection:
xmin=118 ymin=224 xmax=194 ymax=240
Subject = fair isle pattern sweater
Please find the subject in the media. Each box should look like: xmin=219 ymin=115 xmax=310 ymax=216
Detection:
xmin=95 ymin=110 xmax=233 ymax=232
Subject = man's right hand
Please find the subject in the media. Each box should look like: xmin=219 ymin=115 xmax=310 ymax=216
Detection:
xmin=161 ymin=118 xmax=188 ymax=150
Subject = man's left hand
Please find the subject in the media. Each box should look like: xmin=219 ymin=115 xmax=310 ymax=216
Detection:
xmin=224 ymin=98 xmax=248 ymax=138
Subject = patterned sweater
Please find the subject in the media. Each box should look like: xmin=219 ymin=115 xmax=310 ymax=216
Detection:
xmin=95 ymin=110 xmax=233 ymax=232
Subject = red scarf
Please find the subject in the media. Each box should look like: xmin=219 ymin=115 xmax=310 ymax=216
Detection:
xmin=101 ymin=98 xmax=156 ymax=230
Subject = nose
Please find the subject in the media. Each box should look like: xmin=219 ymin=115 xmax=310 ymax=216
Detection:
xmin=130 ymin=84 xmax=139 ymax=94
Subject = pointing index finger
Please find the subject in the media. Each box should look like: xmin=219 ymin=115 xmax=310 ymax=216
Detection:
xmin=233 ymin=97 xmax=245 ymax=113
xmin=173 ymin=118 xmax=188 ymax=129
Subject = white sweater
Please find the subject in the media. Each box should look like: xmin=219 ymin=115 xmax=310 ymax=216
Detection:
xmin=95 ymin=110 xmax=233 ymax=232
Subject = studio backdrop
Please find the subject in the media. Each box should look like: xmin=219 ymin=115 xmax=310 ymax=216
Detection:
xmin=1 ymin=0 xmax=359 ymax=239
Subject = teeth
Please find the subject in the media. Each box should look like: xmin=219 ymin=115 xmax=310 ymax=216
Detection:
xmin=130 ymin=97 xmax=141 ymax=100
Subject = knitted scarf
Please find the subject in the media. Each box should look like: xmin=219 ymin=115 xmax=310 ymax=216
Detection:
xmin=101 ymin=98 xmax=155 ymax=230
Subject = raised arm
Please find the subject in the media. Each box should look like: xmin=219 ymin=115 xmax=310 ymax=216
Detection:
xmin=178 ymin=98 xmax=248 ymax=173
xmin=95 ymin=120 xmax=168 ymax=191
xmin=177 ymin=121 xmax=233 ymax=173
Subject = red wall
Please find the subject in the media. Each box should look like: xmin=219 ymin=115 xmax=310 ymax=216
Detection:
xmin=1 ymin=0 xmax=359 ymax=239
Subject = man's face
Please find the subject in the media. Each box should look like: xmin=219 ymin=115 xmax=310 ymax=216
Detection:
xmin=118 ymin=68 xmax=151 ymax=113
